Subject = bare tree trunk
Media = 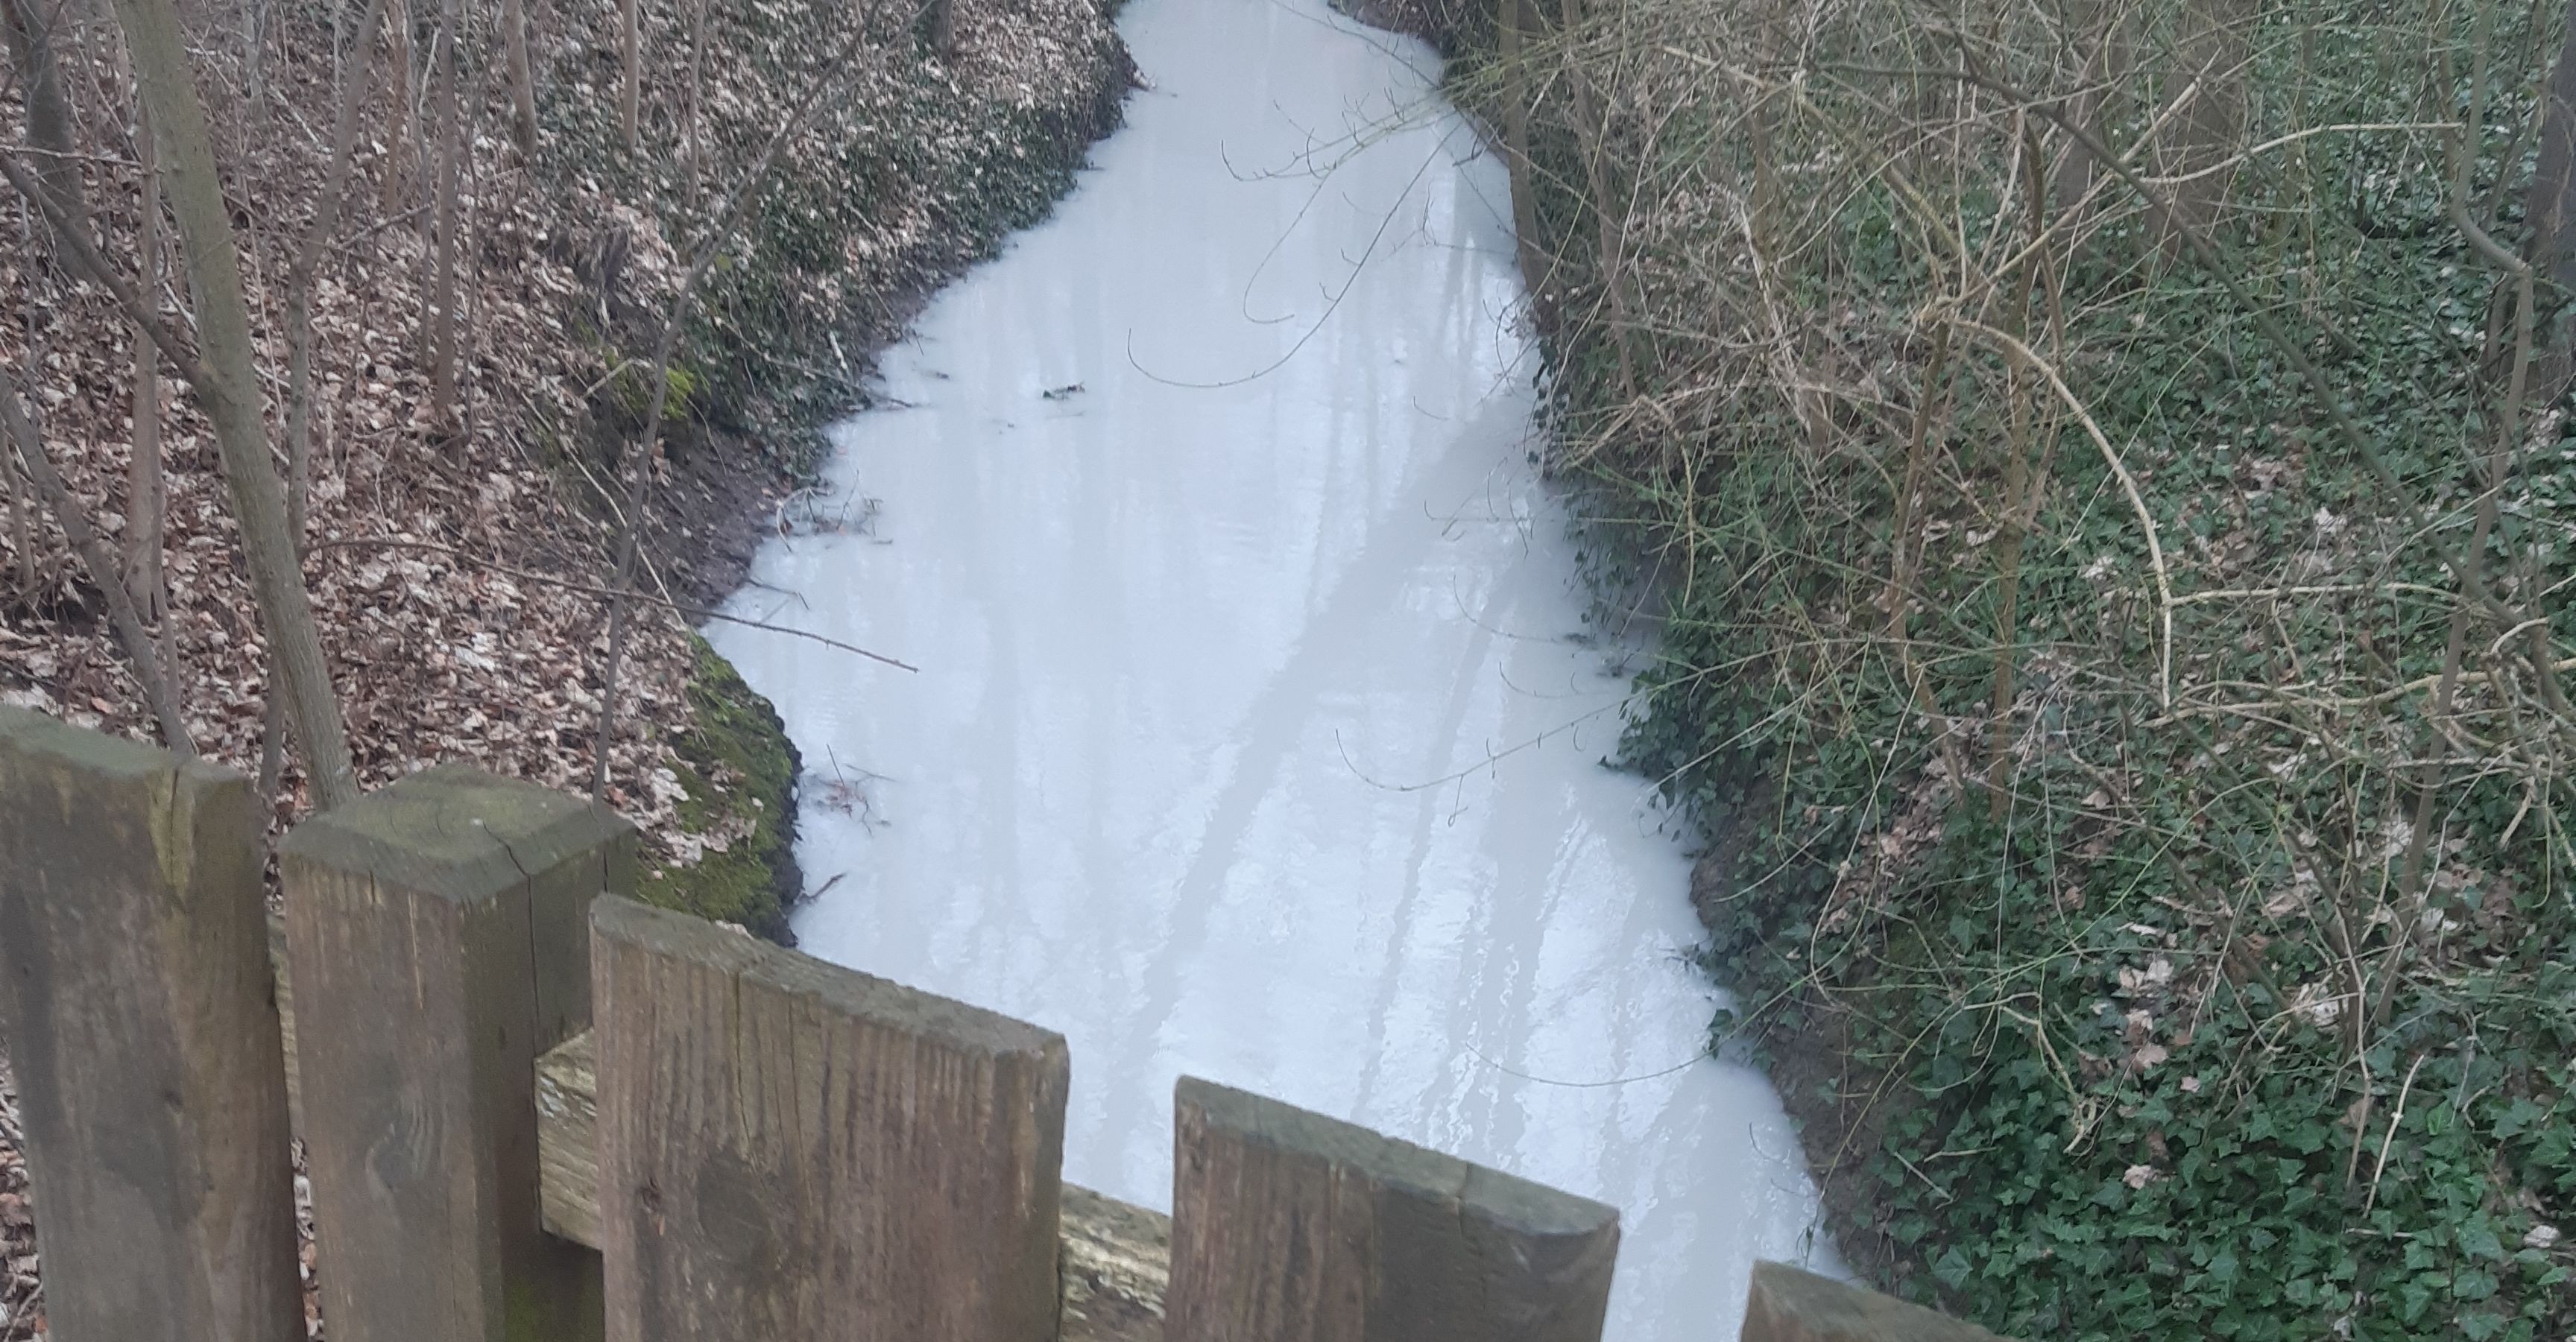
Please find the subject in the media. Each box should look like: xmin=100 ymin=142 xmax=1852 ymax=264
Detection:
xmin=379 ymin=0 xmax=416 ymax=215
xmin=2 ymin=0 xmax=89 ymax=226
xmin=4 ymin=432 xmax=28 ymax=602
xmin=620 ymin=0 xmax=639 ymax=152
xmin=426 ymin=0 xmax=461 ymax=428
xmin=286 ymin=0 xmax=388 ymax=503
xmin=0 ymin=365 xmax=195 ymax=753
xmin=683 ymin=0 xmax=704 ymax=198
xmin=1558 ymin=0 xmax=1638 ymax=401
xmin=1496 ymin=0 xmax=1547 ymax=310
xmin=591 ymin=36 xmax=869 ymax=800
xmin=2524 ymin=0 xmax=2576 ymax=397
xmin=124 ymin=104 xmax=165 ymax=631
xmin=503 ymin=0 xmax=537 ymax=156
xmin=2148 ymin=0 xmax=2255 ymax=260
xmin=2051 ymin=0 xmax=2129 ymax=222
xmin=260 ymin=0 xmax=390 ymax=817
xmin=244 ymin=0 xmax=265 ymax=133
xmin=10 ymin=200 xmax=40 ymax=601
xmin=107 ymin=0 xmax=360 ymax=808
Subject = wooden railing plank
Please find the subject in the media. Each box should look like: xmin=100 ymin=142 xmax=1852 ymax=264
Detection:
xmin=590 ymin=894 xmax=1070 ymax=1341
xmin=279 ymin=765 xmax=635 ymax=1342
xmin=0 ymin=708 xmax=301 ymax=1342
xmin=1742 ymin=1261 xmax=2011 ymax=1342
xmin=1 ymin=713 xmax=2001 ymax=1342
xmin=532 ymin=1025 xmax=1171 ymax=1341
xmin=1057 ymin=1183 xmax=1174 ymax=1342
xmin=1166 ymin=1075 xmax=1620 ymax=1342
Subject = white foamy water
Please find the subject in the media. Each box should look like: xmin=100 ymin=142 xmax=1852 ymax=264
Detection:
xmin=707 ymin=0 xmax=1834 ymax=1332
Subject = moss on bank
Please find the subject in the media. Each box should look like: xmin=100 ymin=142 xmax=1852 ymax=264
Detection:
xmin=637 ymin=637 xmax=804 ymax=939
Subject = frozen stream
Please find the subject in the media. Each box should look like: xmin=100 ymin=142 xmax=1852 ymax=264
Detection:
xmin=708 ymin=0 xmax=1831 ymax=1332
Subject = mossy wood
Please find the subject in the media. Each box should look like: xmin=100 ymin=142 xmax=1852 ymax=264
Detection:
xmin=590 ymin=893 xmax=1069 ymax=1341
xmin=0 ymin=708 xmax=300 ymax=1342
xmin=277 ymin=764 xmax=637 ymax=1342
xmin=1165 ymin=1075 xmax=1621 ymax=1342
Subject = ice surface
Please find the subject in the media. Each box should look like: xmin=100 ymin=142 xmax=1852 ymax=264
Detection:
xmin=709 ymin=0 xmax=1835 ymax=1332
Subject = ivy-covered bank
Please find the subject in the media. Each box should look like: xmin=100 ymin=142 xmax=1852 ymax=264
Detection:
xmin=1361 ymin=0 xmax=2576 ymax=1338
xmin=525 ymin=0 xmax=1134 ymax=937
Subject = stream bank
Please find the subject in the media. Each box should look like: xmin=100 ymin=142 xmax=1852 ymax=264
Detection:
xmin=1369 ymin=1 xmax=2576 ymax=1338
xmin=531 ymin=0 xmax=1137 ymax=937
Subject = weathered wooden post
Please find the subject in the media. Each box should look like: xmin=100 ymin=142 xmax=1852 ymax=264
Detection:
xmin=1165 ymin=1076 xmax=1621 ymax=1342
xmin=0 ymin=709 xmax=300 ymax=1342
xmin=589 ymin=894 xmax=1069 ymax=1341
xmin=1741 ymin=1261 xmax=2011 ymax=1342
xmin=279 ymin=764 xmax=636 ymax=1342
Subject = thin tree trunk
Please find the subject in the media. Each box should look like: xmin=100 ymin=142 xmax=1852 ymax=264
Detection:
xmin=107 ymin=0 xmax=360 ymax=808
xmin=4 ymin=453 xmax=28 ymax=603
xmin=0 ymin=366 xmax=194 ymax=753
xmin=2051 ymin=0 xmax=2127 ymax=224
xmin=10 ymin=200 xmax=40 ymax=601
xmin=286 ymin=0 xmax=388 ymax=508
xmin=259 ymin=0 xmax=388 ymax=818
xmin=125 ymin=104 xmax=165 ymax=629
xmin=1987 ymin=130 xmax=2062 ymax=816
xmin=1558 ymin=0 xmax=1638 ymax=401
xmin=503 ymin=0 xmax=537 ymax=155
xmin=426 ymin=0 xmax=461 ymax=428
xmin=2523 ymin=0 xmax=2576 ymax=397
xmin=683 ymin=0 xmax=704 ymax=198
xmin=591 ymin=35 xmax=869 ymax=800
xmin=2 ymin=0 xmax=87 ymax=226
xmin=1496 ymin=0 xmax=1547 ymax=309
xmin=620 ymin=0 xmax=639 ymax=151
xmin=2148 ymin=0 xmax=2255 ymax=261
xmin=379 ymin=0 xmax=416 ymax=215
xmin=244 ymin=0 xmax=265 ymax=133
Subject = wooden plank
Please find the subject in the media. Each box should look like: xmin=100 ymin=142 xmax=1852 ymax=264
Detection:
xmin=1742 ymin=1261 xmax=2011 ymax=1342
xmin=278 ymin=764 xmax=636 ymax=1342
xmin=1057 ymin=1183 xmax=1173 ymax=1342
xmin=1167 ymin=1075 xmax=1620 ymax=1342
xmin=534 ymin=1027 xmax=604 ymax=1248
xmin=534 ymin=1025 xmax=1169 ymax=1342
xmin=590 ymin=894 xmax=1068 ymax=1341
xmin=0 ymin=708 xmax=300 ymax=1342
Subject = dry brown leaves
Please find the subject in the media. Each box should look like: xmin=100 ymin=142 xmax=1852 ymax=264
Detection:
xmin=0 ymin=0 xmax=1121 ymax=1329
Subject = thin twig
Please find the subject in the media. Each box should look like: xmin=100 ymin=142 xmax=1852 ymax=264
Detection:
xmin=303 ymin=534 xmax=918 ymax=671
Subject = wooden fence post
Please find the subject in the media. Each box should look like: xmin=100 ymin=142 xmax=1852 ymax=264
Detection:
xmin=589 ymin=894 xmax=1068 ymax=1341
xmin=0 ymin=708 xmax=300 ymax=1342
xmin=278 ymin=764 xmax=636 ymax=1342
xmin=1741 ymin=1261 xmax=2011 ymax=1342
xmin=1166 ymin=1076 xmax=1620 ymax=1342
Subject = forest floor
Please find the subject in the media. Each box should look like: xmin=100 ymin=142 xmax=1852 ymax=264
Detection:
xmin=0 ymin=0 xmax=1133 ymax=1330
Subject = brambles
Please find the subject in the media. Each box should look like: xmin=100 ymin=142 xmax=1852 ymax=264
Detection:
xmin=1431 ymin=0 xmax=2576 ymax=1335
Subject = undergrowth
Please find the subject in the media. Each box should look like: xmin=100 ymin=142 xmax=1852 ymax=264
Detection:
xmin=1413 ymin=0 xmax=2576 ymax=1334
xmin=536 ymin=0 xmax=1131 ymax=467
